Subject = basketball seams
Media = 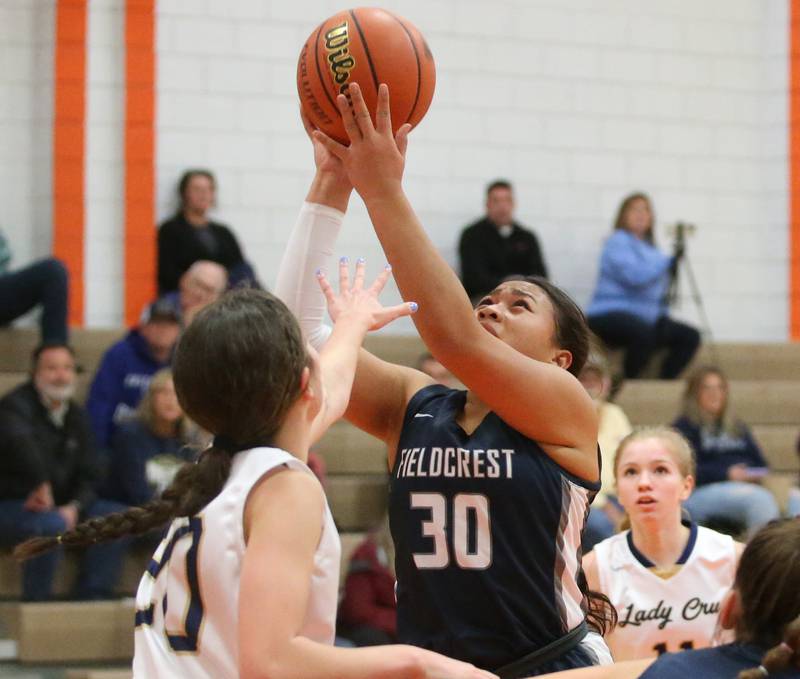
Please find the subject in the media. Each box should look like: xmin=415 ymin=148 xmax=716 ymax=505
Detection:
xmin=389 ymin=14 xmax=422 ymax=127
xmin=349 ymin=8 xmax=380 ymax=96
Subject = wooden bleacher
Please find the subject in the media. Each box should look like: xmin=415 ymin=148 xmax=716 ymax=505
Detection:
xmin=0 ymin=327 xmax=798 ymax=666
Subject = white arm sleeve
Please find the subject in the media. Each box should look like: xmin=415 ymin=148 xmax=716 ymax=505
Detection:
xmin=274 ymin=201 xmax=344 ymax=349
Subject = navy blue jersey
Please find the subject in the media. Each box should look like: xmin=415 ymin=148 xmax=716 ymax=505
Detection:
xmin=389 ymin=385 xmax=601 ymax=670
xmin=640 ymin=643 xmax=800 ymax=679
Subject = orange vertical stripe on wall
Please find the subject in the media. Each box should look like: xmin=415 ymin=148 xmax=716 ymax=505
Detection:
xmin=792 ymin=0 xmax=800 ymax=340
xmin=125 ymin=0 xmax=156 ymax=326
xmin=53 ymin=0 xmax=87 ymax=327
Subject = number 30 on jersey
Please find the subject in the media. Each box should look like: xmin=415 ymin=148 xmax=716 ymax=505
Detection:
xmin=411 ymin=492 xmax=492 ymax=569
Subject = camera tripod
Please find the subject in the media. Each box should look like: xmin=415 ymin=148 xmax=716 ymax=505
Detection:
xmin=665 ymin=223 xmax=719 ymax=365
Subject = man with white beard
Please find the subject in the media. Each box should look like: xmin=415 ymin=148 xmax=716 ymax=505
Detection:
xmin=0 ymin=343 xmax=128 ymax=601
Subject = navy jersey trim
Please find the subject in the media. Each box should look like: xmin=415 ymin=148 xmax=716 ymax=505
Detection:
xmin=400 ymin=384 xmax=601 ymax=492
xmin=626 ymin=520 xmax=698 ymax=569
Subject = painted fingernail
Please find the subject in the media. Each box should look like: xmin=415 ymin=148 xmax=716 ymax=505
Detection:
xmin=340 ymin=256 xmax=348 ymax=264
xmin=357 ymin=257 xmax=366 ymax=265
xmin=409 ymin=302 xmax=418 ymax=313
xmin=384 ymin=263 xmax=392 ymax=271
xmin=315 ymin=268 xmax=324 ymax=277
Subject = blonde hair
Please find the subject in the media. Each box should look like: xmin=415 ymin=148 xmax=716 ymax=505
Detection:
xmin=137 ymin=368 xmax=193 ymax=440
xmin=613 ymin=427 xmax=696 ymax=532
xmin=614 ymin=426 xmax=696 ymax=481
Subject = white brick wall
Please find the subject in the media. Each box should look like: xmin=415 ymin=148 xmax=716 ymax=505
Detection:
xmin=0 ymin=0 xmax=54 ymax=267
xmin=85 ymin=1 xmax=125 ymax=327
xmin=0 ymin=0 xmax=791 ymax=340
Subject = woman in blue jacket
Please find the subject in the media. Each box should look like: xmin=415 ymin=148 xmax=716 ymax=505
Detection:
xmin=586 ymin=193 xmax=700 ymax=379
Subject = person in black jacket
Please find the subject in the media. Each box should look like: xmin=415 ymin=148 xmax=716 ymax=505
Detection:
xmin=0 ymin=343 xmax=128 ymax=600
xmin=458 ymin=179 xmax=548 ymax=301
xmin=157 ymin=169 xmax=259 ymax=294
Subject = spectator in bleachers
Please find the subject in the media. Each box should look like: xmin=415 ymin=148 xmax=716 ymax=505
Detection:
xmin=586 ymin=192 xmax=700 ymax=379
xmin=579 ymin=347 xmax=632 ymax=552
xmin=158 ymin=259 xmax=227 ymax=326
xmin=458 ymin=179 xmax=548 ymax=301
xmin=672 ymin=366 xmax=779 ymax=535
xmin=0 ymin=343 xmax=127 ymax=600
xmin=338 ymin=515 xmax=397 ymax=647
xmin=102 ymin=369 xmax=200 ymax=507
xmin=0 ymin=230 xmax=68 ymax=343
xmin=86 ymin=300 xmax=181 ymax=449
xmin=157 ymin=169 xmax=260 ymax=294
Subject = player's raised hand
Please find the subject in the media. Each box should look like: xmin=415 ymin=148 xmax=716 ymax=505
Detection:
xmin=317 ymin=256 xmax=416 ymax=332
xmin=312 ymin=83 xmax=411 ymax=204
xmin=301 ymin=106 xmax=349 ymax=182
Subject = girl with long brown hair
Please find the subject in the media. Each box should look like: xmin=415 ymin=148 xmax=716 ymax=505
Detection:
xmin=15 ymin=276 xmax=495 ymax=678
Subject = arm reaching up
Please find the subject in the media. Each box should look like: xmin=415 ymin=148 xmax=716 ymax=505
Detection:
xmin=308 ymin=259 xmax=416 ymax=444
xmin=313 ymin=83 xmax=598 ymax=481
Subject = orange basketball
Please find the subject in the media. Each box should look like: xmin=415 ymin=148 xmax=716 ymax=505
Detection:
xmin=297 ymin=7 xmax=436 ymax=144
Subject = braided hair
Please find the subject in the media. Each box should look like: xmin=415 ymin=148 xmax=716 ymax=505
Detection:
xmin=15 ymin=289 xmax=308 ymax=562
xmin=737 ymin=618 xmax=800 ymax=678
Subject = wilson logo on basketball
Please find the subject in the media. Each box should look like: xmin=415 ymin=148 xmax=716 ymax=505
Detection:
xmin=324 ymin=22 xmax=356 ymax=94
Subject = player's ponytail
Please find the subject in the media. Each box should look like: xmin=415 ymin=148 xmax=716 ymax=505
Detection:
xmin=16 ymin=289 xmax=309 ymax=562
xmin=15 ymin=444 xmax=232 ymax=560
xmin=737 ymin=616 xmax=800 ymax=678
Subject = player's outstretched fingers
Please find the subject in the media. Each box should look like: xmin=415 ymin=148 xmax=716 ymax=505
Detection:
xmin=316 ymin=269 xmax=337 ymax=309
xmin=371 ymin=301 xmax=418 ymax=331
xmin=352 ymin=257 xmax=366 ymax=291
xmin=346 ymin=83 xmax=375 ymax=137
xmin=338 ymin=256 xmax=351 ymax=293
xmin=335 ymin=92 xmax=362 ymax=143
xmin=367 ymin=263 xmax=393 ymax=296
xmin=312 ymin=129 xmax=347 ymax=160
xmin=395 ymin=123 xmax=412 ymax=158
xmin=375 ymin=83 xmax=392 ymax=135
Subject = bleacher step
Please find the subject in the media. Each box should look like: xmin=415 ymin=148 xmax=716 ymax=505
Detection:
xmin=616 ymin=379 xmax=800 ymax=427
xmin=9 ymin=600 xmax=134 ymax=663
xmin=327 ymin=475 xmax=388 ymax=532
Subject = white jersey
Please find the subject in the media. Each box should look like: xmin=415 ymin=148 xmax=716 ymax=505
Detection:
xmin=133 ymin=447 xmax=340 ymax=678
xmin=594 ymin=522 xmax=736 ymax=661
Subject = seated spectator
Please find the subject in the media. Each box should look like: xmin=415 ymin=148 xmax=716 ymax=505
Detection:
xmin=159 ymin=260 xmax=227 ymax=326
xmin=458 ymin=179 xmax=548 ymax=301
xmin=338 ymin=516 xmax=397 ymax=647
xmin=586 ymin=192 xmax=700 ymax=379
xmin=0 ymin=230 xmax=68 ymax=343
xmin=0 ymin=343 xmax=127 ymax=600
xmin=86 ymin=300 xmax=181 ymax=449
xmin=672 ymin=366 xmax=779 ymax=535
xmin=157 ymin=169 xmax=259 ymax=294
xmin=416 ymin=352 xmax=460 ymax=389
xmin=584 ymin=428 xmax=741 ymax=661
xmin=579 ymin=348 xmax=632 ymax=551
xmin=102 ymin=369 xmax=200 ymax=506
